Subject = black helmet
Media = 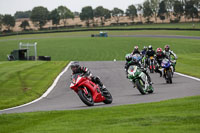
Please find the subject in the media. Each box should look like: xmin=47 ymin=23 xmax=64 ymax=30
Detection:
xmin=143 ymin=46 xmax=147 ymax=50
xmin=148 ymin=45 xmax=152 ymax=50
xmin=125 ymin=54 xmax=132 ymax=62
xmin=70 ymin=61 xmax=80 ymax=73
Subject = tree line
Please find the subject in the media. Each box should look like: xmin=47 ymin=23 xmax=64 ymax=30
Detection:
xmin=0 ymin=0 xmax=200 ymax=31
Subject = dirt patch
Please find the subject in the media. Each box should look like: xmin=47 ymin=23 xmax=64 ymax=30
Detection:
xmin=2 ymin=16 xmax=200 ymax=32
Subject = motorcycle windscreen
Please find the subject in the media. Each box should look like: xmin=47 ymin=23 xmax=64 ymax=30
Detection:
xmin=128 ymin=65 xmax=137 ymax=75
xmin=161 ymin=58 xmax=170 ymax=68
xmin=71 ymin=73 xmax=82 ymax=84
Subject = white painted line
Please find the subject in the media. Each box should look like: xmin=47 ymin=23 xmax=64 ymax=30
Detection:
xmin=0 ymin=61 xmax=72 ymax=112
xmin=175 ymin=72 xmax=200 ymax=82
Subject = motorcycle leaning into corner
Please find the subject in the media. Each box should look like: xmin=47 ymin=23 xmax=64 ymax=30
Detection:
xmin=161 ymin=58 xmax=174 ymax=84
xmin=70 ymin=73 xmax=112 ymax=106
xmin=126 ymin=54 xmax=154 ymax=95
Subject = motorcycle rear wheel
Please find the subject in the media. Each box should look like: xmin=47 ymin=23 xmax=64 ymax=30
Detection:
xmin=78 ymin=88 xmax=94 ymax=106
xmin=102 ymin=88 xmax=113 ymax=104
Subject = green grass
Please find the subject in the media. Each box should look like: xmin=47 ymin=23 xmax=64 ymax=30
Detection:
xmin=1 ymin=31 xmax=200 ymax=77
xmin=0 ymin=61 xmax=68 ymax=109
xmin=0 ymin=95 xmax=200 ymax=133
xmin=0 ymin=30 xmax=199 ymax=132
xmin=1 ymin=30 xmax=200 ymax=40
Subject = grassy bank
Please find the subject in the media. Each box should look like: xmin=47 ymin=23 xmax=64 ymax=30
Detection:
xmin=0 ymin=61 xmax=68 ymax=109
xmin=0 ymin=95 xmax=200 ymax=133
xmin=0 ymin=32 xmax=200 ymax=77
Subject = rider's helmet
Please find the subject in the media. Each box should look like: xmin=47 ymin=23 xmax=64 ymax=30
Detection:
xmin=70 ymin=61 xmax=80 ymax=73
xmin=134 ymin=46 xmax=139 ymax=51
xmin=165 ymin=45 xmax=170 ymax=52
xmin=156 ymin=48 xmax=163 ymax=56
xmin=125 ymin=54 xmax=132 ymax=62
xmin=143 ymin=46 xmax=147 ymax=51
xmin=148 ymin=45 xmax=152 ymax=50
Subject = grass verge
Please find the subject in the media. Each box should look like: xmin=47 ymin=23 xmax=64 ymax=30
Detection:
xmin=0 ymin=95 xmax=200 ymax=133
xmin=1 ymin=34 xmax=200 ymax=77
xmin=1 ymin=30 xmax=200 ymax=40
xmin=0 ymin=61 xmax=68 ymax=109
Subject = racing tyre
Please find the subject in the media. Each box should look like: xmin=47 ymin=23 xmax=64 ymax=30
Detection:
xmin=166 ymin=70 xmax=172 ymax=84
xmin=78 ymin=88 xmax=94 ymax=106
xmin=135 ymin=79 xmax=147 ymax=95
xmin=102 ymin=88 xmax=113 ymax=104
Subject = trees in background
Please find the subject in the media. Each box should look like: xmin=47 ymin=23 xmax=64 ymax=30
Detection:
xmin=0 ymin=14 xmax=3 ymax=31
xmin=137 ymin=4 xmax=143 ymax=22
xmin=14 ymin=11 xmax=31 ymax=19
xmin=94 ymin=6 xmax=111 ymax=26
xmin=143 ymin=0 xmax=153 ymax=22
xmin=1 ymin=0 xmax=200 ymax=31
xmin=184 ymin=0 xmax=198 ymax=22
xmin=173 ymin=0 xmax=184 ymax=20
xmin=57 ymin=6 xmax=74 ymax=26
xmin=48 ymin=9 xmax=60 ymax=26
xmin=126 ymin=5 xmax=137 ymax=22
xmin=111 ymin=8 xmax=124 ymax=24
xmin=20 ymin=20 xmax=30 ymax=30
xmin=80 ymin=6 xmax=94 ymax=27
xmin=2 ymin=15 xmax=15 ymax=30
xmin=164 ymin=0 xmax=174 ymax=19
xmin=150 ymin=0 xmax=160 ymax=23
xmin=30 ymin=6 xmax=49 ymax=29
xmin=158 ymin=0 xmax=167 ymax=23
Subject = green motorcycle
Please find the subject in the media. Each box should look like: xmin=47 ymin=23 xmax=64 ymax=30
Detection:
xmin=127 ymin=65 xmax=154 ymax=95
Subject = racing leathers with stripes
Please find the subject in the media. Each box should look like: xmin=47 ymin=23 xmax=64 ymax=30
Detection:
xmin=72 ymin=66 xmax=104 ymax=89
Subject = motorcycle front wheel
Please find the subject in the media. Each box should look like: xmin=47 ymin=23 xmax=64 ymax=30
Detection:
xmin=166 ymin=70 xmax=172 ymax=84
xmin=135 ymin=79 xmax=147 ymax=95
xmin=78 ymin=88 xmax=94 ymax=106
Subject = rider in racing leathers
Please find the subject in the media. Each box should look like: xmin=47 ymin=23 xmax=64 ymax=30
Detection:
xmin=163 ymin=45 xmax=178 ymax=71
xmin=125 ymin=54 xmax=152 ymax=85
xmin=132 ymin=46 xmax=141 ymax=55
xmin=141 ymin=46 xmax=147 ymax=67
xmin=146 ymin=45 xmax=156 ymax=66
xmin=141 ymin=46 xmax=147 ymax=56
xmin=70 ymin=61 xmax=105 ymax=89
xmin=155 ymin=48 xmax=167 ymax=77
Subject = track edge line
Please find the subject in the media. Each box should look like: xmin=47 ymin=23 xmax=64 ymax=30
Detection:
xmin=175 ymin=72 xmax=200 ymax=81
xmin=0 ymin=61 xmax=72 ymax=113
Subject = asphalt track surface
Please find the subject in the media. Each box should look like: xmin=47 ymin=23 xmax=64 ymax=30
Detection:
xmin=1 ymin=61 xmax=200 ymax=114
xmin=1 ymin=34 xmax=200 ymax=42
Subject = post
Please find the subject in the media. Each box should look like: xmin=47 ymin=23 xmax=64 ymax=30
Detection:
xmin=19 ymin=42 xmax=22 ymax=49
xmin=35 ymin=42 xmax=37 ymax=61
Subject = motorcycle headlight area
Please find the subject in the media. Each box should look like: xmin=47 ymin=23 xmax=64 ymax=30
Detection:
xmin=128 ymin=65 xmax=137 ymax=75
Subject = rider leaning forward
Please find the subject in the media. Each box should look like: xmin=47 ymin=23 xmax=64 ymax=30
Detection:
xmin=70 ymin=61 xmax=106 ymax=90
xmin=125 ymin=46 xmax=153 ymax=85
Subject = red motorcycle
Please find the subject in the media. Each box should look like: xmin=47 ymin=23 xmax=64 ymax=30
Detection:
xmin=70 ymin=73 xmax=112 ymax=106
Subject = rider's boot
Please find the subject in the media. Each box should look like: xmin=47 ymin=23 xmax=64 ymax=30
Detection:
xmin=159 ymin=71 xmax=162 ymax=77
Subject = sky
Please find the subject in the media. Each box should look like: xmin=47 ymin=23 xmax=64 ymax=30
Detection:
xmin=0 ymin=0 xmax=145 ymax=15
